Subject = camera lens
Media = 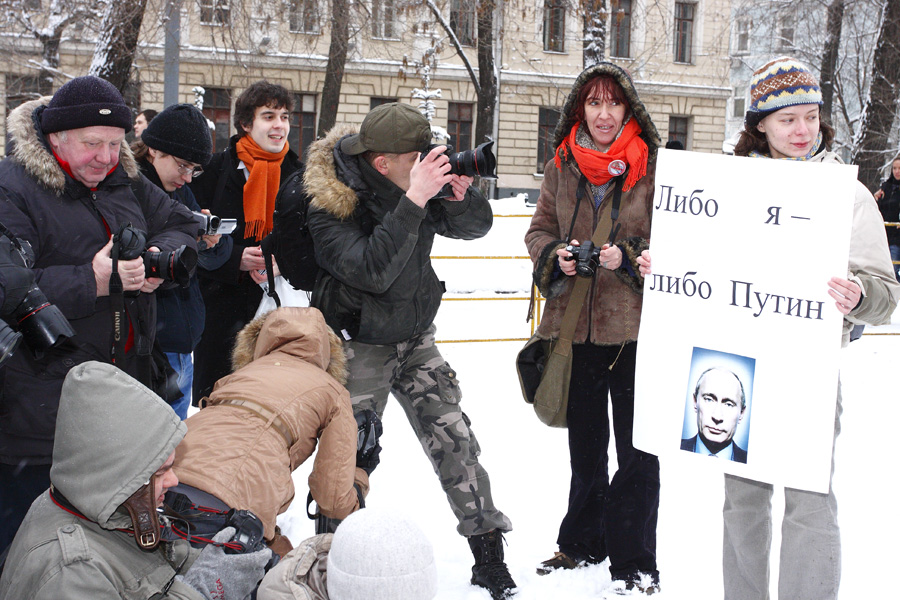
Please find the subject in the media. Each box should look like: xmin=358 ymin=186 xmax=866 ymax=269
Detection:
xmin=13 ymin=287 xmax=76 ymax=351
xmin=448 ymin=141 xmax=497 ymax=179
xmin=0 ymin=321 xmax=23 ymax=366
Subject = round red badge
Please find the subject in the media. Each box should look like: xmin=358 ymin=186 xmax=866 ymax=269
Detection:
xmin=608 ymin=160 xmax=626 ymax=176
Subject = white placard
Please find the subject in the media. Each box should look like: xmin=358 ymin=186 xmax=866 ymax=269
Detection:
xmin=634 ymin=149 xmax=856 ymax=493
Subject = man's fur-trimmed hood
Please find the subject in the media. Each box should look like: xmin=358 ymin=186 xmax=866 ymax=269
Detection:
xmin=6 ymin=97 xmax=139 ymax=195
xmin=231 ymin=306 xmax=348 ymax=385
xmin=304 ymin=124 xmax=365 ymax=221
xmin=552 ymin=62 xmax=661 ymax=163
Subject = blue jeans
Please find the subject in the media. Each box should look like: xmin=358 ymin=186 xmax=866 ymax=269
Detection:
xmin=165 ymin=351 xmax=193 ymax=419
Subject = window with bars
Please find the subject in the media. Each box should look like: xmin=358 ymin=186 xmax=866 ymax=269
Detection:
xmin=537 ymin=107 xmax=562 ymax=173
xmin=674 ymin=2 xmax=694 ymax=64
xmin=668 ymin=116 xmax=690 ymax=149
xmin=450 ymin=0 xmax=476 ymax=46
xmin=289 ymin=0 xmax=319 ymax=33
xmin=5 ymin=74 xmax=41 ymax=115
xmin=610 ymin=0 xmax=632 ymax=59
xmin=202 ymin=88 xmax=232 ymax=153
xmin=372 ymin=0 xmax=398 ymax=39
xmin=543 ymin=0 xmax=566 ymax=53
xmin=447 ymin=103 xmax=473 ymax=152
xmin=733 ymin=87 xmax=746 ymax=118
xmin=289 ymin=93 xmax=317 ymax=160
xmin=200 ymin=0 xmax=230 ymax=25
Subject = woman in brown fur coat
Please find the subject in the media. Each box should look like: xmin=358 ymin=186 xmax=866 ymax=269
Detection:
xmin=524 ymin=62 xmax=660 ymax=596
xmin=172 ymin=307 xmax=368 ymax=554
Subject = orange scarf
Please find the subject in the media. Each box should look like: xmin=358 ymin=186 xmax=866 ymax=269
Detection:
xmin=235 ymin=135 xmax=289 ymax=241
xmin=554 ymin=119 xmax=648 ymax=191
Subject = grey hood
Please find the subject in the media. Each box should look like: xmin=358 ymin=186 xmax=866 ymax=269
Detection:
xmin=50 ymin=361 xmax=186 ymax=530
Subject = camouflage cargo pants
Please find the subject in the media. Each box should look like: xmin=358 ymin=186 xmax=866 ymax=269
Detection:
xmin=344 ymin=324 xmax=512 ymax=537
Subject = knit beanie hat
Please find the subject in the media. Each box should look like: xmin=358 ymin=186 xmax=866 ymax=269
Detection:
xmin=141 ymin=104 xmax=213 ymax=166
xmin=745 ymin=57 xmax=822 ymax=128
xmin=41 ymin=76 xmax=133 ymax=134
xmin=326 ymin=508 xmax=437 ymax=600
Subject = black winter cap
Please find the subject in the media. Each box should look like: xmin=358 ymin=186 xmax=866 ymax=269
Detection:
xmin=41 ymin=76 xmax=133 ymax=134
xmin=141 ymin=104 xmax=213 ymax=166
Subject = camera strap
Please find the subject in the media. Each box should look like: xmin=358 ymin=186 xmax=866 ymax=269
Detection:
xmin=110 ymin=225 xmax=126 ymax=365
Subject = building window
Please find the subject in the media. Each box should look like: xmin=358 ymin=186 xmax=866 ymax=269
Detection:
xmin=290 ymin=93 xmax=317 ymax=160
xmin=372 ymin=0 xmax=397 ymax=39
xmin=732 ymin=87 xmax=746 ymax=118
xmin=537 ymin=107 xmax=562 ymax=173
xmin=5 ymin=74 xmax=41 ymax=115
xmin=668 ymin=116 xmax=690 ymax=149
xmin=450 ymin=0 xmax=476 ymax=47
xmin=610 ymin=0 xmax=631 ymax=59
xmin=734 ymin=17 xmax=750 ymax=54
xmin=202 ymin=88 xmax=231 ymax=153
xmin=370 ymin=97 xmax=398 ymax=110
xmin=200 ymin=0 xmax=230 ymax=25
xmin=543 ymin=0 xmax=565 ymax=53
xmin=776 ymin=13 xmax=794 ymax=50
xmin=674 ymin=2 xmax=694 ymax=64
xmin=289 ymin=0 xmax=319 ymax=33
xmin=447 ymin=102 xmax=473 ymax=152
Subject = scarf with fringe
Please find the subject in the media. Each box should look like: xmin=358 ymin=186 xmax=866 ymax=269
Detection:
xmin=236 ymin=135 xmax=289 ymax=241
xmin=554 ymin=118 xmax=648 ymax=190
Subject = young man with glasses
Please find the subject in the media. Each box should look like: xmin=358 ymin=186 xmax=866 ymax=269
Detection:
xmin=134 ymin=103 xmax=231 ymax=417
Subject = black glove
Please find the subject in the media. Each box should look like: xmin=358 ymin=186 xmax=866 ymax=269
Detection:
xmin=355 ymin=409 xmax=383 ymax=475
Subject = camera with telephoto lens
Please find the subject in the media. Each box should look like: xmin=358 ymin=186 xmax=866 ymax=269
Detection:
xmin=420 ymin=141 xmax=498 ymax=198
xmin=0 ymin=222 xmax=75 ymax=365
xmin=114 ymin=224 xmax=198 ymax=287
xmin=564 ymin=241 xmax=603 ymax=278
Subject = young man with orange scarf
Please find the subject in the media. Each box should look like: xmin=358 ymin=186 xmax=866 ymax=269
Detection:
xmin=189 ymin=81 xmax=302 ymax=402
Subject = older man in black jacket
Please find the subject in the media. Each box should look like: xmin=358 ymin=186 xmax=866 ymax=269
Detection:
xmin=0 ymin=76 xmax=197 ymax=556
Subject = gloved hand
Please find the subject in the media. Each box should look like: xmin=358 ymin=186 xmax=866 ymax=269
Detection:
xmin=355 ymin=409 xmax=383 ymax=475
xmin=177 ymin=526 xmax=273 ymax=600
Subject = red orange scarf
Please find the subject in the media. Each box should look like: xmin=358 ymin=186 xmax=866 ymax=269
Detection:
xmin=554 ymin=119 xmax=648 ymax=191
xmin=235 ymin=135 xmax=289 ymax=241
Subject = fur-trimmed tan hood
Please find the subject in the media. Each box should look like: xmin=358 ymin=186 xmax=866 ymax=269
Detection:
xmin=231 ymin=306 xmax=348 ymax=385
xmin=303 ymin=124 xmax=362 ymax=221
xmin=5 ymin=97 xmax=139 ymax=195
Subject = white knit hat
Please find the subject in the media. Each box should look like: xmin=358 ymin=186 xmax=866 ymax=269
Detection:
xmin=326 ymin=508 xmax=437 ymax=600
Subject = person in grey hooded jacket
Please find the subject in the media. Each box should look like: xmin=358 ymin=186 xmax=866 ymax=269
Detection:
xmin=0 ymin=361 xmax=271 ymax=600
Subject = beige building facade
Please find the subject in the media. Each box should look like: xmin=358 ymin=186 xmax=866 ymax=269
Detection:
xmin=1 ymin=0 xmax=732 ymax=199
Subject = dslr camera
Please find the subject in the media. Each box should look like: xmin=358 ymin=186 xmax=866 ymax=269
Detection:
xmin=0 ymin=221 xmax=75 ymax=365
xmin=113 ymin=224 xmax=198 ymax=287
xmin=564 ymin=241 xmax=603 ymax=278
xmin=421 ymin=141 xmax=498 ymax=198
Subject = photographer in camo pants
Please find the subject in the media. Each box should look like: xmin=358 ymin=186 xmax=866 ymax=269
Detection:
xmin=303 ymin=102 xmax=516 ymax=600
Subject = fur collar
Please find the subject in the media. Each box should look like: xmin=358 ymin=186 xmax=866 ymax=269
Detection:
xmin=303 ymin=124 xmax=361 ymax=220
xmin=230 ymin=308 xmax=348 ymax=385
xmin=6 ymin=97 xmax=139 ymax=195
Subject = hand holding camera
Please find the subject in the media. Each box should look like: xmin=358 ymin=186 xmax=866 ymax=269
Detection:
xmin=178 ymin=526 xmax=273 ymax=600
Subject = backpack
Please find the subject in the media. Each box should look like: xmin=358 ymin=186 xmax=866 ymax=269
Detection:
xmin=260 ymin=168 xmax=320 ymax=305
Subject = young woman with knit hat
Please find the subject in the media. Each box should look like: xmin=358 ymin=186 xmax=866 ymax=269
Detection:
xmin=188 ymin=81 xmax=302 ymax=403
xmin=525 ymin=62 xmax=661 ymax=596
xmin=640 ymin=56 xmax=899 ymax=599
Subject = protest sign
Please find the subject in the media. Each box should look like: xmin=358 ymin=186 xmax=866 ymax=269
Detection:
xmin=634 ymin=148 xmax=856 ymax=493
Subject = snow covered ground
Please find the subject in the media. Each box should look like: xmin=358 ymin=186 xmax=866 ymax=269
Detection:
xmin=276 ymin=196 xmax=899 ymax=599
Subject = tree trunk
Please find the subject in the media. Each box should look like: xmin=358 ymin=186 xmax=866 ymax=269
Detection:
xmin=475 ymin=0 xmax=497 ymax=146
xmin=88 ymin=0 xmax=149 ymax=92
xmin=851 ymin=0 xmax=900 ymax=190
xmin=318 ymin=0 xmax=349 ymax=138
xmin=819 ymin=0 xmax=844 ymax=124
xmin=583 ymin=0 xmax=606 ymax=68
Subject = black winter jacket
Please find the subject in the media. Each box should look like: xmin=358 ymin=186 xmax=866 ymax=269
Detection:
xmin=304 ymin=126 xmax=492 ymax=344
xmin=0 ymin=98 xmax=198 ymax=464
xmin=877 ymin=176 xmax=900 ymax=246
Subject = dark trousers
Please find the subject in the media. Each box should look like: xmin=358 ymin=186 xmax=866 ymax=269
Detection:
xmin=0 ymin=462 xmax=51 ymax=556
xmin=557 ymin=341 xmax=660 ymax=583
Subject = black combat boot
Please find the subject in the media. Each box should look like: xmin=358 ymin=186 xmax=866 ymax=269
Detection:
xmin=468 ymin=530 xmax=518 ymax=599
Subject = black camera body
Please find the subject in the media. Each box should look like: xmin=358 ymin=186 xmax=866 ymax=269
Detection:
xmin=114 ymin=225 xmax=198 ymax=287
xmin=564 ymin=241 xmax=602 ymax=278
xmin=0 ymin=222 xmax=75 ymax=364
